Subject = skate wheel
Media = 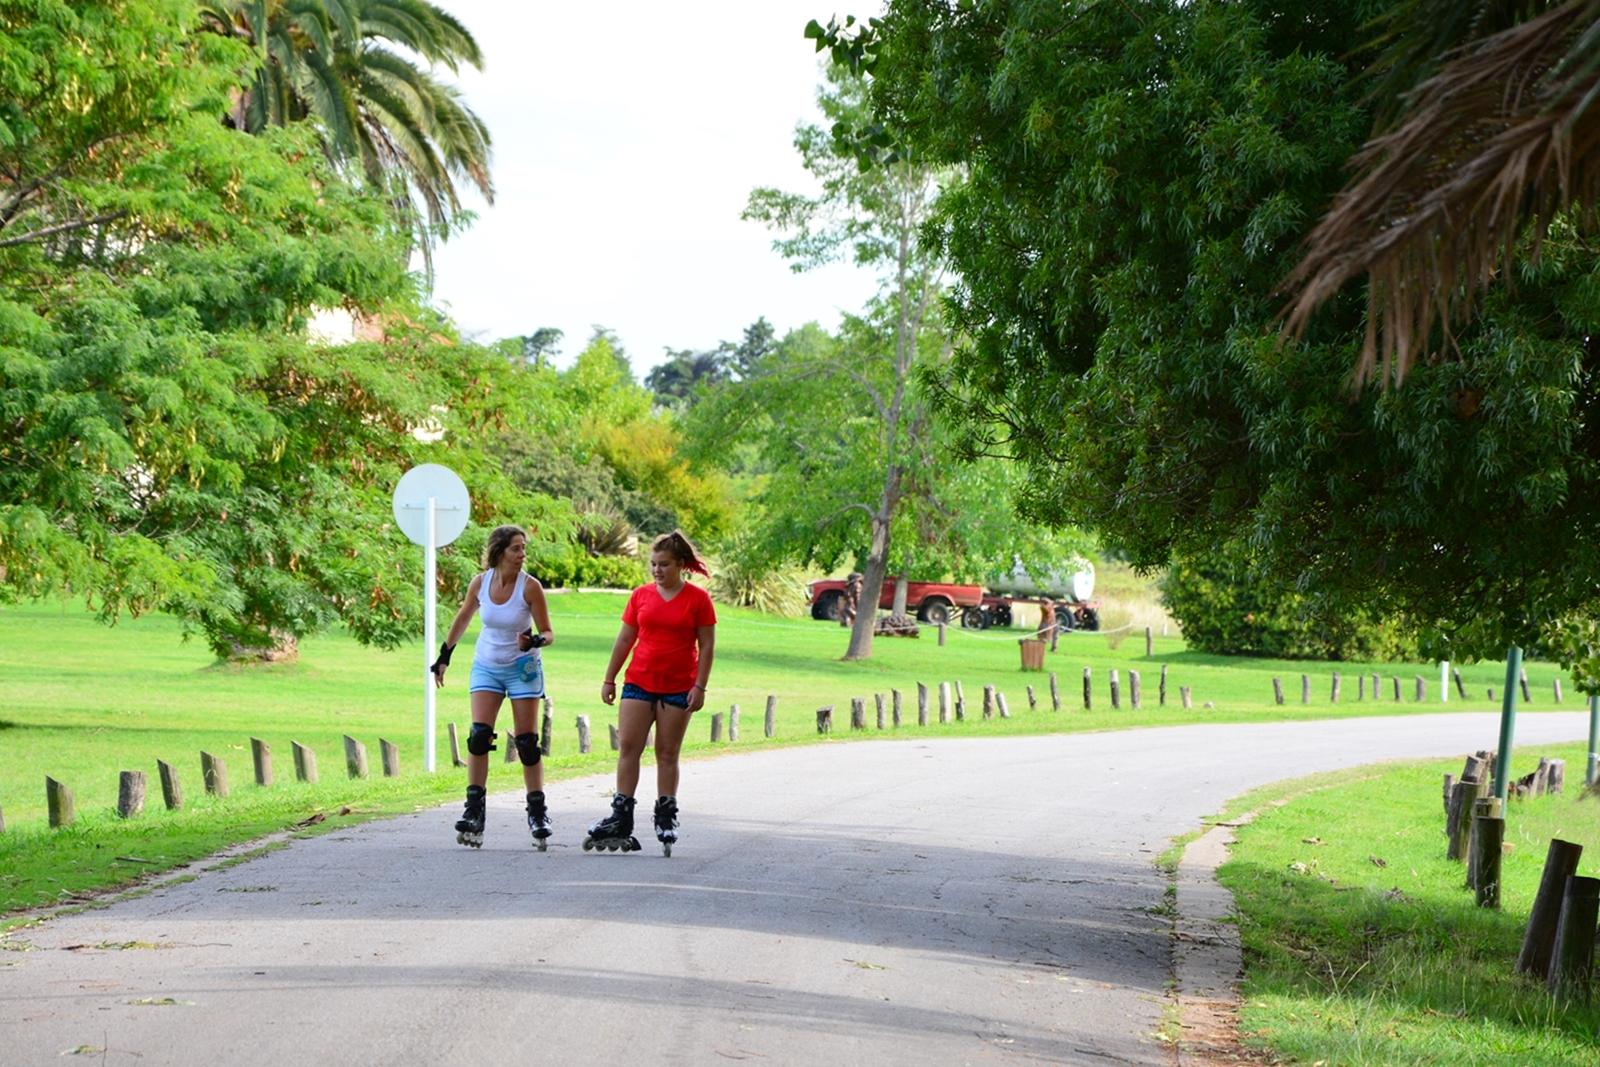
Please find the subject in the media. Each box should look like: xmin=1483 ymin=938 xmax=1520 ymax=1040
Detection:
xmin=582 ymin=838 xmax=594 ymax=852
xmin=662 ymin=841 xmax=672 ymax=858
xmin=537 ymin=839 xmax=548 ymax=852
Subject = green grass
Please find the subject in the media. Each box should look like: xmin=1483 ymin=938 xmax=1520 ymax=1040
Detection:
xmin=1219 ymin=746 xmax=1600 ymax=1065
xmin=0 ymin=593 xmax=1580 ymax=917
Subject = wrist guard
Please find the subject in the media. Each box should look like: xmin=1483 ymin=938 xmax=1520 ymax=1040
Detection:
xmin=430 ymin=641 xmax=455 ymax=677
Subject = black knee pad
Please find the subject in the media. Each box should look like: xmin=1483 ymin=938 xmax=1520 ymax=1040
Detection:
xmin=514 ymin=732 xmax=541 ymax=766
xmin=466 ymin=722 xmax=497 ymax=756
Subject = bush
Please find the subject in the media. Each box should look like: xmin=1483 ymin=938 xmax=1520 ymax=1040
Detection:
xmin=1162 ymin=544 xmax=1417 ymax=661
xmin=532 ymin=546 xmax=645 ymax=591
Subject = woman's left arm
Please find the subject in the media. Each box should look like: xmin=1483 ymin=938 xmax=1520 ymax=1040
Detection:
xmin=525 ymin=577 xmax=554 ymax=647
xmin=687 ymin=624 xmax=715 ymax=712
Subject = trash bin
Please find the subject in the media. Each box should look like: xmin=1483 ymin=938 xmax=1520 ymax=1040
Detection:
xmin=1018 ymin=638 xmax=1046 ymax=671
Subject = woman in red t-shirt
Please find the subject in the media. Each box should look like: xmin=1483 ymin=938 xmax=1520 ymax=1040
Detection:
xmin=586 ymin=530 xmax=717 ymax=855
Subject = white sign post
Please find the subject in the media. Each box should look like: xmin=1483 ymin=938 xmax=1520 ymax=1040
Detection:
xmin=393 ymin=464 xmax=470 ymax=772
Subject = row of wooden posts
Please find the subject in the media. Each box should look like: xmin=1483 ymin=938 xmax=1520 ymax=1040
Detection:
xmin=1275 ymin=667 xmax=1567 ymax=706
xmin=1439 ymin=751 xmax=1597 ymax=1000
xmin=36 ymin=735 xmax=403 ymax=829
xmin=812 ymin=668 xmax=1196 ymax=734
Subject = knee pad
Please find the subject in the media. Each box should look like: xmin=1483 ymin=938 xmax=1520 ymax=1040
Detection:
xmin=514 ymin=732 xmax=541 ymax=766
xmin=466 ymin=722 xmax=497 ymax=756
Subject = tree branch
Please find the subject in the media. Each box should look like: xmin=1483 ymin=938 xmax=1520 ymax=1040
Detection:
xmin=0 ymin=210 xmax=127 ymax=249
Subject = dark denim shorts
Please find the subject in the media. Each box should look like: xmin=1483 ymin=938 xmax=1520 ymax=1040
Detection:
xmin=621 ymin=682 xmax=690 ymax=708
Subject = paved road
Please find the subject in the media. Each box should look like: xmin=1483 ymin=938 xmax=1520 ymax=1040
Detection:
xmin=2 ymin=713 xmax=1589 ymax=1066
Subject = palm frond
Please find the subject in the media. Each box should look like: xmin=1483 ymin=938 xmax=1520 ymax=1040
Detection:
xmin=1281 ymin=0 xmax=1600 ymax=385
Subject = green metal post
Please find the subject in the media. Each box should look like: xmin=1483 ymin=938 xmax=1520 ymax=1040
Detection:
xmin=1493 ymin=646 xmax=1522 ymax=801
xmin=1587 ymin=693 xmax=1598 ymax=787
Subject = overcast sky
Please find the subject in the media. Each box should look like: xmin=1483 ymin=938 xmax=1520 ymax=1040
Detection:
xmin=426 ymin=3 xmax=883 ymax=372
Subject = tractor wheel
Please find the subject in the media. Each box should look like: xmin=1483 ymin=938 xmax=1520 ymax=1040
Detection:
xmin=812 ymin=590 xmax=842 ymax=622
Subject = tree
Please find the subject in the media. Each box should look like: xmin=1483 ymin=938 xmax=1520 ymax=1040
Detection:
xmin=845 ymin=0 xmax=1600 ymax=666
xmin=199 ymin=0 xmax=492 ymax=274
xmin=643 ymin=318 xmax=776 ymax=407
xmin=0 ymin=0 xmax=565 ymax=658
xmin=1281 ymin=0 xmax=1600 ymax=384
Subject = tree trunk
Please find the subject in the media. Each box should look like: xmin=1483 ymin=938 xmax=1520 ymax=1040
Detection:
xmin=892 ymin=575 xmax=909 ymax=616
xmin=845 ymin=509 xmax=892 ymax=660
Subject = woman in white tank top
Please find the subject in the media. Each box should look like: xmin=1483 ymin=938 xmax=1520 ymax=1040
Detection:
xmin=429 ymin=525 xmax=556 ymax=849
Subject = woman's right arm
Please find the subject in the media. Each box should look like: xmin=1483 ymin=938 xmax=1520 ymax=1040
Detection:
xmin=599 ymin=623 xmax=638 ymax=705
xmin=432 ymin=575 xmax=482 ymax=687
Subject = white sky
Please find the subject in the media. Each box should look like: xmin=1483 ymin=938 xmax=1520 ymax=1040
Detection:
xmin=426 ymin=2 xmax=883 ymax=372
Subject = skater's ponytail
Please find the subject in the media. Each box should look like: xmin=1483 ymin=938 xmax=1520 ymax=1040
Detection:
xmin=652 ymin=529 xmax=708 ymax=577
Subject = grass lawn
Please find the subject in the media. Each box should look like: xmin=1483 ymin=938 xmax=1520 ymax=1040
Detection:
xmin=0 ymin=592 xmax=1583 ymax=918
xmin=1219 ymin=745 xmax=1600 ymax=1065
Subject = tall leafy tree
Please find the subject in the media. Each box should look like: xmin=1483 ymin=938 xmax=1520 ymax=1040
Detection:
xmin=199 ymin=0 xmax=492 ymax=274
xmin=838 ymin=0 xmax=1600 ymax=669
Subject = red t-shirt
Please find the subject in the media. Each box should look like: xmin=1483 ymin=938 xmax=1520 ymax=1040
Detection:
xmin=622 ymin=582 xmax=717 ymax=693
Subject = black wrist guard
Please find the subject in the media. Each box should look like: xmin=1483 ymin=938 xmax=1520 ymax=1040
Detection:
xmin=430 ymin=641 xmax=455 ymax=676
xmin=520 ymin=628 xmax=547 ymax=649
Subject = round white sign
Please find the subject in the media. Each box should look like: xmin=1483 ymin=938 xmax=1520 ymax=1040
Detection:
xmin=392 ymin=464 xmax=470 ymax=547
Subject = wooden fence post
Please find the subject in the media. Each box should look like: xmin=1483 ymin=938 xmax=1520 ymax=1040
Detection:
xmin=1082 ymin=667 xmax=1092 ymax=711
xmin=1548 ymin=759 xmax=1566 ymax=795
xmin=379 ymin=739 xmax=400 ymax=777
xmin=1473 ymin=799 xmax=1505 ymax=908
xmin=1358 ymin=674 xmax=1365 ymax=701
xmin=996 ymin=692 xmax=1010 ymax=719
xmin=765 ymin=695 xmax=777 ymax=738
xmin=292 ymin=742 xmax=318 ymax=784
xmin=1446 ymin=778 xmax=1476 ymax=861
xmin=816 ymin=706 xmax=834 ymax=734
xmin=917 ymin=683 xmax=929 ymax=726
xmin=575 ymin=715 xmax=592 ymax=753
xmin=1159 ymin=665 xmax=1168 ymax=707
xmin=875 ymin=693 xmax=886 ymax=730
xmin=939 ymin=683 xmax=951 ymax=723
xmin=892 ymin=689 xmax=902 ymax=727
xmin=982 ymin=685 xmax=995 ymax=720
xmin=1517 ymin=839 xmax=1585 ymax=979
xmin=1272 ymin=678 xmax=1284 ymax=705
xmin=1391 ymin=676 xmax=1401 ymax=701
xmin=1371 ymin=673 xmax=1379 ymax=699
xmin=251 ymin=738 xmax=272 ymax=787
xmin=1144 ymin=626 xmax=1152 ymax=657
xmin=937 ymin=622 xmax=946 ymax=647
xmin=1331 ymin=672 xmax=1341 ymax=703
xmin=1301 ymin=674 xmax=1310 ymax=704
xmin=343 ymin=736 xmax=368 ymax=780
xmin=1519 ymin=667 xmax=1531 ymax=703
xmin=1050 ymin=671 xmax=1060 ymax=711
xmin=1026 ymin=685 xmax=1037 ymax=711
xmin=201 ymin=752 xmax=229 ymax=796
xmin=954 ymin=681 xmax=966 ymax=721
xmin=711 ymin=713 xmax=724 ymax=742
xmin=504 ymin=730 xmax=518 ymax=764
xmin=541 ymin=708 xmax=553 ymax=756
xmin=849 ymin=697 xmax=865 ymax=730
xmin=447 ymin=722 xmax=464 ymax=768
xmin=1549 ymin=875 xmax=1600 ymax=999
xmin=117 ymin=771 xmax=146 ymax=819
xmin=1452 ymin=668 xmax=1467 ymax=699
xmin=1554 ymin=678 xmax=1564 ymax=703
xmin=608 ymin=723 xmax=619 ymax=751
xmin=157 ymin=759 xmax=183 ymax=810
xmin=1180 ymin=687 xmax=1192 ymax=709
xmin=730 ymin=705 xmax=741 ymax=742
xmin=1109 ymin=669 xmax=1121 ymax=709
xmin=1414 ymin=676 xmax=1426 ymax=702
xmin=46 ymin=776 xmax=75 ymax=827
xmin=1129 ymin=670 xmax=1142 ymax=710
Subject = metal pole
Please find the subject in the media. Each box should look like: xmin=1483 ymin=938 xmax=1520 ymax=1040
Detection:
xmin=1587 ymin=693 xmax=1598 ymax=787
xmin=424 ymin=495 xmax=437 ymax=773
xmin=1440 ymin=660 xmax=1449 ymax=703
xmin=1493 ymin=646 xmax=1521 ymax=801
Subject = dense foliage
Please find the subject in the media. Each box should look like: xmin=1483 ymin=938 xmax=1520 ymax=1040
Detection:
xmin=1162 ymin=545 xmax=1418 ymax=661
xmin=847 ymin=0 xmax=1600 ymax=671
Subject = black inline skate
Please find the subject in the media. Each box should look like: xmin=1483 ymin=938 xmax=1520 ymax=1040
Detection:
xmin=526 ymin=790 xmax=552 ymax=852
xmin=455 ymin=784 xmax=487 ymax=848
xmin=582 ymin=792 xmax=639 ymax=853
xmin=653 ymin=795 xmax=678 ymax=857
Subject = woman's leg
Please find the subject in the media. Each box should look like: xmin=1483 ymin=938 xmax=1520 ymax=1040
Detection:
xmin=509 ymin=698 xmax=543 ymax=793
xmin=467 ymin=689 xmax=505 ymax=788
xmin=615 ymin=698 xmax=656 ymax=796
xmin=652 ymin=704 xmax=693 ymax=797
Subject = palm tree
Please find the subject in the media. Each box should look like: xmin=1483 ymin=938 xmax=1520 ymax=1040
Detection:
xmin=1281 ymin=0 xmax=1600 ymax=384
xmin=201 ymin=0 xmax=493 ymax=275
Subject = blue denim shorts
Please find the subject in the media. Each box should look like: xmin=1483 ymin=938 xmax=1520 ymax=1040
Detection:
xmin=469 ymin=655 xmax=545 ymax=700
xmin=621 ymin=682 xmax=690 ymax=708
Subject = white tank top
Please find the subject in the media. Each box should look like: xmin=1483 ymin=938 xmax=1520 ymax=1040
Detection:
xmin=473 ymin=569 xmax=534 ymax=667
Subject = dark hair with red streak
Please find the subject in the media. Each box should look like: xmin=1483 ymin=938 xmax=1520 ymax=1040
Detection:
xmin=651 ymin=529 xmax=708 ymax=576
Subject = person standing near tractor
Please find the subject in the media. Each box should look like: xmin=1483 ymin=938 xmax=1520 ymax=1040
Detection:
xmin=430 ymin=525 xmax=556 ymax=850
xmin=839 ymin=571 xmax=863 ymax=628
